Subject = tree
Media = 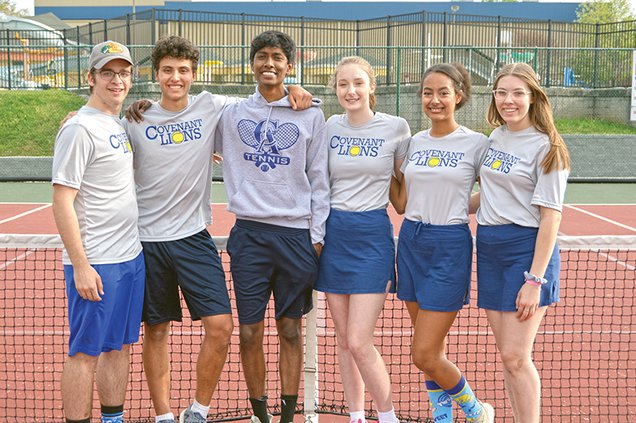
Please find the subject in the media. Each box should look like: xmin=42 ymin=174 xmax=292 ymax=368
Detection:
xmin=576 ymin=0 xmax=634 ymax=23
xmin=572 ymin=0 xmax=635 ymax=87
xmin=0 ymin=0 xmax=28 ymax=16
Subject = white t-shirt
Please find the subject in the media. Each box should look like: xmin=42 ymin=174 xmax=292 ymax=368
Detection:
xmin=327 ymin=112 xmax=411 ymax=212
xmin=123 ymin=92 xmax=234 ymax=242
xmin=52 ymin=106 xmax=142 ymax=265
xmin=402 ymin=126 xmax=490 ymax=225
xmin=477 ymin=125 xmax=569 ymax=227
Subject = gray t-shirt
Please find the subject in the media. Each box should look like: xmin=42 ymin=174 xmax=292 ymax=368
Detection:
xmin=401 ymin=126 xmax=490 ymax=224
xmin=52 ymin=106 xmax=142 ymax=265
xmin=327 ymin=112 xmax=410 ymax=212
xmin=123 ymin=92 xmax=232 ymax=242
xmin=477 ymin=125 xmax=569 ymax=227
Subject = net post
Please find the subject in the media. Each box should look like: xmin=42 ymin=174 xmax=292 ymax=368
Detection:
xmin=303 ymin=290 xmax=319 ymax=422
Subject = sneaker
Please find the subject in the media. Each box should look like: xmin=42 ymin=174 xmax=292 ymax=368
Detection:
xmin=101 ymin=417 xmax=123 ymax=423
xmin=179 ymin=406 xmax=207 ymax=423
xmin=477 ymin=402 xmax=494 ymax=423
xmin=157 ymin=420 xmax=176 ymax=423
xmin=249 ymin=415 xmax=273 ymax=423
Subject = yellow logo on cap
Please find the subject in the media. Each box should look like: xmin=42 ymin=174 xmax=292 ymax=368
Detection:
xmin=101 ymin=42 xmax=125 ymax=54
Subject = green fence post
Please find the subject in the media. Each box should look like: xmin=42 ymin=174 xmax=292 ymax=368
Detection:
xmin=178 ymin=9 xmax=183 ymax=37
xmin=355 ymin=20 xmax=360 ymax=57
xmin=443 ymin=12 xmax=448 ymax=62
xmin=593 ymin=23 xmax=599 ymax=88
xmin=420 ymin=11 xmax=426 ymax=81
xmin=300 ymin=16 xmax=305 ymax=85
xmin=7 ymin=33 xmax=11 ymax=90
xmin=241 ymin=13 xmax=245 ymax=85
xmin=126 ymin=14 xmax=131 ymax=45
xmin=386 ymin=15 xmax=392 ymax=86
xmin=64 ymin=45 xmax=69 ymax=90
xmin=396 ymin=47 xmax=401 ymax=116
xmin=546 ymin=20 xmax=552 ymax=87
xmin=77 ymin=27 xmax=81 ymax=89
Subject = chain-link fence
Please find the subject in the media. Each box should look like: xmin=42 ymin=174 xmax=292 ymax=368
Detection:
xmin=1 ymin=81 xmax=634 ymax=182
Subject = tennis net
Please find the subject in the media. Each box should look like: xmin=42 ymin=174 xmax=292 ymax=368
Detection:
xmin=1 ymin=234 xmax=634 ymax=422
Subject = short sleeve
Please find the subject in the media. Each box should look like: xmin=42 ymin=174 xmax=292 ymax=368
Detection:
xmin=531 ymin=144 xmax=569 ymax=212
xmin=394 ymin=118 xmax=411 ymax=161
xmin=474 ymin=134 xmax=491 ymax=177
xmin=51 ymin=124 xmax=94 ymax=189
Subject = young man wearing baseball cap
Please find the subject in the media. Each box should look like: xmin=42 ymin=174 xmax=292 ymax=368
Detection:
xmin=52 ymin=40 xmax=144 ymax=423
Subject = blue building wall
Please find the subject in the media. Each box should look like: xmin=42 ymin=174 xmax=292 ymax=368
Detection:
xmin=35 ymin=1 xmax=582 ymax=23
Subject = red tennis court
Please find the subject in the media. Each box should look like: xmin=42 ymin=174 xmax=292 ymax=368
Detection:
xmin=1 ymin=201 xmax=634 ymax=422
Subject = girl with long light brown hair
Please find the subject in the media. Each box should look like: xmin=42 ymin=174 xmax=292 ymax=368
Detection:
xmin=475 ymin=62 xmax=570 ymax=422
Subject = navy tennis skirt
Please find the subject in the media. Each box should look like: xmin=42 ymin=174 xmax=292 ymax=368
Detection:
xmin=315 ymin=208 xmax=395 ymax=294
xmin=476 ymin=224 xmax=560 ymax=311
xmin=396 ymin=219 xmax=472 ymax=312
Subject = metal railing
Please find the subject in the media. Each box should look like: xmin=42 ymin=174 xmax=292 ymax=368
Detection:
xmin=1 ymin=44 xmax=633 ymax=90
xmin=2 ymin=9 xmax=635 ymax=58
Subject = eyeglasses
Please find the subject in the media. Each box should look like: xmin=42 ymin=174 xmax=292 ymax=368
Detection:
xmin=492 ymin=89 xmax=532 ymax=100
xmin=97 ymin=70 xmax=132 ymax=81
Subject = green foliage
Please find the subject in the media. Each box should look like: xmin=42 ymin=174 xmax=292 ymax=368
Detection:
xmin=572 ymin=0 xmax=635 ymax=87
xmin=576 ymin=0 xmax=634 ymax=23
xmin=0 ymin=0 xmax=27 ymax=16
xmin=0 ymin=90 xmax=87 ymax=156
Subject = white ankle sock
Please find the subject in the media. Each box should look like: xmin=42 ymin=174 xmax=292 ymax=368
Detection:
xmin=378 ymin=408 xmax=399 ymax=423
xmin=349 ymin=410 xmax=366 ymax=422
xmin=155 ymin=412 xmax=174 ymax=423
xmin=191 ymin=400 xmax=209 ymax=418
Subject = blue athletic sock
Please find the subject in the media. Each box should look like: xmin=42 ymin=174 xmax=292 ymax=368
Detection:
xmin=425 ymin=380 xmax=453 ymax=422
xmin=101 ymin=404 xmax=124 ymax=423
xmin=446 ymin=375 xmax=484 ymax=420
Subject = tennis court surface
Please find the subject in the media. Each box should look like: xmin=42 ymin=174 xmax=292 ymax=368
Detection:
xmin=0 ymin=186 xmax=634 ymax=422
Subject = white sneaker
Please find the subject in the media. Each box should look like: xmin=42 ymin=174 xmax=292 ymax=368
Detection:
xmin=250 ymin=415 xmax=273 ymax=423
xmin=480 ymin=402 xmax=495 ymax=423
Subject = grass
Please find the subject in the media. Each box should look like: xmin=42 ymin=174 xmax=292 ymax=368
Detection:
xmin=0 ymin=90 xmax=87 ymax=156
xmin=0 ymin=90 xmax=635 ymax=156
xmin=555 ymin=118 xmax=636 ymax=135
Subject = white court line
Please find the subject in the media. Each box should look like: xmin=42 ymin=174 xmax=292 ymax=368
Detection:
xmin=598 ymin=252 xmax=636 ymax=271
xmin=564 ymin=204 xmax=636 ymax=233
xmin=0 ymin=203 xmax=51 ymax=225
xmin=0 ymin=202 xmax=51 ymax=205
xmin=569 ymin=203 xmax=636 ymax=206
xmin=0 ymin=249 xmax=36 ymax=270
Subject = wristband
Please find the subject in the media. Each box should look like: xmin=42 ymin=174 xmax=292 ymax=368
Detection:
xmin=524 ymin=271 xmax=547 ymax=286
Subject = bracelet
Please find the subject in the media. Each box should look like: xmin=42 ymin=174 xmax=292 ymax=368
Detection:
xmin=524 ymin=271 xmax=547 ymax=286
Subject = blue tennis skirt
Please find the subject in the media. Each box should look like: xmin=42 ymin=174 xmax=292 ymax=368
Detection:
xmin=396 ymin=219 xmax=472 ymax=312
xmin=315 ymin=208 xmax=395 ymax=294
xmin=476 ymin=224 xmax=560 ymax=311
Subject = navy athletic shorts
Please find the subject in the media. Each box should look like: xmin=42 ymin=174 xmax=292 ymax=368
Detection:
xmin=141 ymin=229 xmax=231 ymax=324
xmin=227 ymin=219 xmax=319 ymax=325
